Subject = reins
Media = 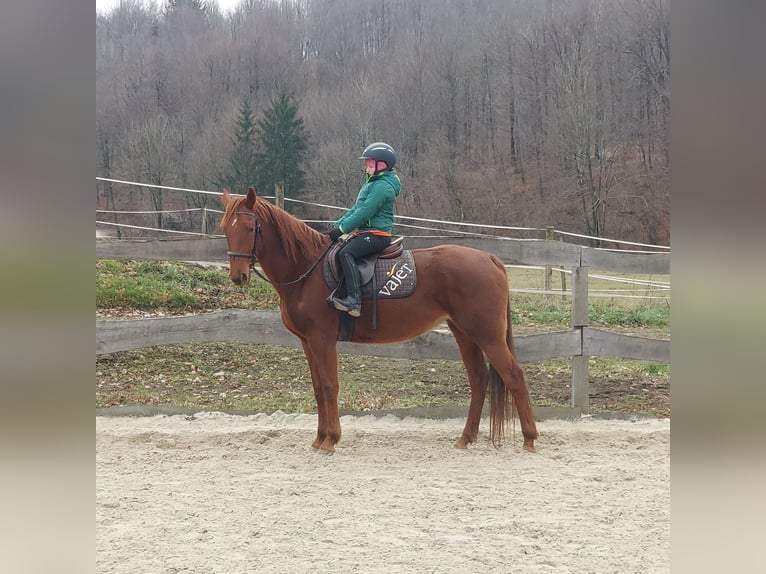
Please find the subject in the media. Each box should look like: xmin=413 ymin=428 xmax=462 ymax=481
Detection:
xmin=227 ymin=210 xmax=332 ymax=286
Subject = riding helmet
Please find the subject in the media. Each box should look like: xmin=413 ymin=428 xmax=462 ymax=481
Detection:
xmin=358 ymin=142 xmax=396 ymax=170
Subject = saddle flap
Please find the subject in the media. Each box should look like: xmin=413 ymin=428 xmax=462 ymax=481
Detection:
xmin=323 ymin=240 xmax=416 ymax=301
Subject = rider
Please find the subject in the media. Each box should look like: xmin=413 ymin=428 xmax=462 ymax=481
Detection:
xmin=327 ymin=142 xmax=401 ymax=317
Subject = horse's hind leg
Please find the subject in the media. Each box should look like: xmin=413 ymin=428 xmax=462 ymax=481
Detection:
xmin=483 ymin=342 xmax=538 ymax=451
xmin=448 ymin=322 xmax=489 ymax=449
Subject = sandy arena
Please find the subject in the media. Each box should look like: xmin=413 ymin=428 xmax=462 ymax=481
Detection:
xmin=97 ymin=412 xmax=669 ymax=573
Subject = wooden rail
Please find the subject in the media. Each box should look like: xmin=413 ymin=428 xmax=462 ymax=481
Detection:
xmin=96 ymin=236 xmax=670 ymax=414
xmin=96 ymin=236 xmax=670 ymax=274
xmin=96 ymin=309 xmax=666 ymax=363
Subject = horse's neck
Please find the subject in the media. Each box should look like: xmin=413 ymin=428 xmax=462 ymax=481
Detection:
xmin=257 ymin=220 xmax=320 ymax=286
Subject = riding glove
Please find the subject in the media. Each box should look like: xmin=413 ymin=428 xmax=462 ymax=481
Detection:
xmin=327 ymin=227 xmax=342 ymax=242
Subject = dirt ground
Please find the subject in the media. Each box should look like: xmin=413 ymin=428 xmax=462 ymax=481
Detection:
xmin=96 ymin=411 xmax=669 ymax=573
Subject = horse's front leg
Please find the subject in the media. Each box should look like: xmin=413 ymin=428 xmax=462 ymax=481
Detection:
xmin=300 ymin=338 xmax=341 ymax=452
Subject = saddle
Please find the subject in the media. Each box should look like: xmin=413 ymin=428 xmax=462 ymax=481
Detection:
xmin=323 ymin=236 xmax=417 ymax=339
xmin=325 ymin=236 xmax=405 ymax=286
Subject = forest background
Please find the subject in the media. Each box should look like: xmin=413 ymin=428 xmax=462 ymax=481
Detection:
xmin=96 ymin=0 xmax=669 ymax=246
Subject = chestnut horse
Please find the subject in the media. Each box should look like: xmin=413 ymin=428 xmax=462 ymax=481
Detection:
xmin=221 ymin=187 xmax=537 ymax=453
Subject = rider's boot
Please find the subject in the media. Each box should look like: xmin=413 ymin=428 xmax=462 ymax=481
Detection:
xmin=331 ymin=253 xmax=362 ymax=317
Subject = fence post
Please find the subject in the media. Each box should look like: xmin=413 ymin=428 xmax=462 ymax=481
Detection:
xmin=571 ymin=265 xmax=590 ymax=414
xmin=558 ymin=236 xmax=567 ymax=301
xmin=274 ymin=182 xmax=284 ymax=209
xmin=201 ymin=207 xmax=207 ymax=235
xmin=544 ymin=227 xmax=554 ymax=298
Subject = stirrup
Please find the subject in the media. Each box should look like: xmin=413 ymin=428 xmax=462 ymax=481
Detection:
xmin=326 ymin=285 xmax=345 ymax=308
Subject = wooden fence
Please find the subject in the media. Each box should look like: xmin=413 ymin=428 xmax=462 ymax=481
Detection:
xmin=96 ymin=236 xmax=669 ymax=414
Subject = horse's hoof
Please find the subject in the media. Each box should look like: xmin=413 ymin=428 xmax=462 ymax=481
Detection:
xmin=523 ymin=441 xmax=537 ymax=453
xmin=318 ymin=438 xmax=337 ymax=453
xmin=454 ymin=434 xmax=476 ymax=449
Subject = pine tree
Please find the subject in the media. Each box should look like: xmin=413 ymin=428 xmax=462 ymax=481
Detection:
xmin=216 ymin=99 xmax=259 ymax=194
xmin=254 ymin=90 xmax=309 ymax=206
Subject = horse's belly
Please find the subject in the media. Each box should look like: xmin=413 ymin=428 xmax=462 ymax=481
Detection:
xmin=350 ymin=313 xmax=447 ymax=344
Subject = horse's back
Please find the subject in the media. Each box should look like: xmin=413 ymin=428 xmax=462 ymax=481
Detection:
xmin=413 ymin=243 xmax=500 ymax=259
xmin=406 ymin=244 xmax=509 ymax=310
xmin=412 ymin=244 xmax=506 ymax=280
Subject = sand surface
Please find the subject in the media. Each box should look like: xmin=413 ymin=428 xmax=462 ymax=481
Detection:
xmin=97 ymin=412 xmax=669 ymax=573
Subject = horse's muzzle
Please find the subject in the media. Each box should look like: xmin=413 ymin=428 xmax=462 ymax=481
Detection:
xmin=231 ymin=270 xmax=250 ymax=286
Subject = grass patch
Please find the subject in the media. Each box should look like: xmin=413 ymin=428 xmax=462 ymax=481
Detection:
xmin=96 ymin=344 xmax=670 ymax=417
xmin=511 ymin=295 xmax=572 ymax=327
xmin=590 ymin=300 xmax=669 ymax=327
xmin=510 ymin=293 xmax=669 ymax=329
xmin=97 ymin=260 xmax=279 ymax=312
xmin=96 ymin=344 xmax=473 ymax=413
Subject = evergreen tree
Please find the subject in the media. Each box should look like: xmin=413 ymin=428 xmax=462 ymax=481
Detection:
xmin=216 ymin=99 xmax=259 ymax=194
xmin=254 ymin=90 xmax=309 ymax=205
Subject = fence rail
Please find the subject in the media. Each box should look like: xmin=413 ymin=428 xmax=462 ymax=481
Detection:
xmin=96 ymin=236 xmax=670 ymax=273
xmin=96 ymin=236 xmax=670 ymax=414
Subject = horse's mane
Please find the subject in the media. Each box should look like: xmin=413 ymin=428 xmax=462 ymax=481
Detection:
xmin=221 ymin=195 xmax=325 ymax=263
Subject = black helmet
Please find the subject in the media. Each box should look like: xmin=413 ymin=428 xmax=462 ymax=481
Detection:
xmin=358 ymin=142 xmax=396 ymax=170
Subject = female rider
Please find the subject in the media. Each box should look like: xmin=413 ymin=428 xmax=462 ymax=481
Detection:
xmin=327 ymin=142 xmax=401 ymax=317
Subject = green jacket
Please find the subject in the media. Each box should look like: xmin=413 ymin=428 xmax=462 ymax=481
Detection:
xmin=335 ymin=171 xmax=401 ymax=234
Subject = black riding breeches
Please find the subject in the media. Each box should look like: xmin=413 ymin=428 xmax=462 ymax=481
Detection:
xmin=338 ymin=233 xmax=392 ymax=260
xmin=337 ymin=233 xmax=391 ymax=293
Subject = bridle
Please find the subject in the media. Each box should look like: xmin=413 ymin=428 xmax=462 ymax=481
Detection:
xmin=226 ymin=210 xmax=331 ymax=286
xmin=226 ymin=211 xmax=262 ymax=264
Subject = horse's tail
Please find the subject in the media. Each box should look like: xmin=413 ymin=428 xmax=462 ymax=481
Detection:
xmin=488 ymin=262 xmax=516 ymax=447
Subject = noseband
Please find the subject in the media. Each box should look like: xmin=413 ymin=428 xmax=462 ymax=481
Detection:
xmin=226 ymin=209 xmax=332 ymax=286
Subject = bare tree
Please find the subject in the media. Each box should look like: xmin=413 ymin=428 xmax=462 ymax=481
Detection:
xmin=117 ymin=113 xmax=183 ymax=231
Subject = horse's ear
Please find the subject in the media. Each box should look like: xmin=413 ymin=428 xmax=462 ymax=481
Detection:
xmin=245 ymin=186 xmax=257 ymax=208
xmin=221 ymin=188 xmax=232 ymax=207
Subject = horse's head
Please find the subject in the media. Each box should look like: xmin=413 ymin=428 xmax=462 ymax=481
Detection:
xmin=221 ymin=186 xmax=258 ymax=286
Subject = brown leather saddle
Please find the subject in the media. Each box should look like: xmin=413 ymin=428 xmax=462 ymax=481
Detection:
xmin=324 ymin=236 xmax=405 ymax=287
